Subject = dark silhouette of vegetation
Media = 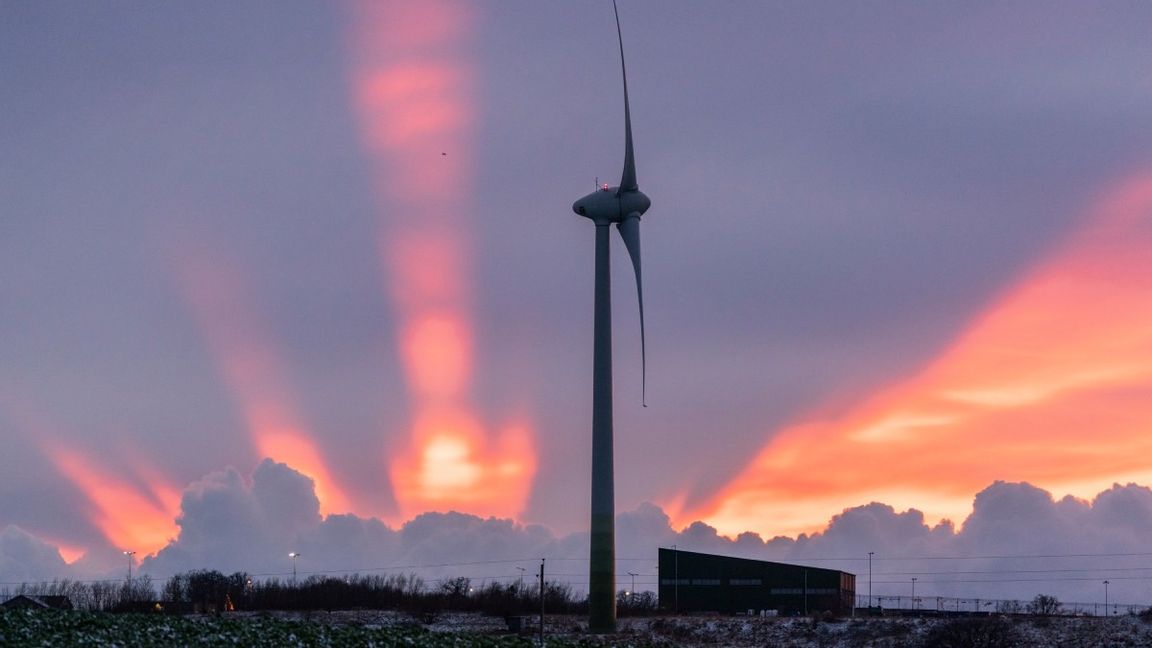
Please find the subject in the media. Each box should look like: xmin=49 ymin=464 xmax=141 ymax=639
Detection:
xmin=616 ymin=590 xmax=658 ymax=617
xmin=995 ymin=600 xmax=1024 ymax=614
xmin=0 ymin=573 xmax=1102 ymax=633
xmin=1 ymin=577 xmax=156 ymax=612
xmin=921 ymin=616 xmax=1021 ymax=648
xmin=1026 ymin=594 xmax=1062 ymax=617
xmin=150 ymin=570 xmax=589 ymax=619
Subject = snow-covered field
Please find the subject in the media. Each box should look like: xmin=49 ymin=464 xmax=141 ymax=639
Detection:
xmin=4 ymin=609 xmax=1152 ymax=646
xmin=314 ymin=610 xmax=1152 ymax=646
xmin=618 ymin=614 xmax=1152 ymax=647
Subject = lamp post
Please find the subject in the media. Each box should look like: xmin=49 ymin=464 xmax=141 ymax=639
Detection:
xmin=1104 ymin=580 xmax=1110 ymax=615
xmin=627 ymin=572 xmax=638 ymax=597
xmin=123 ymin=550 xmax=136 ymax=587
xmin=539 ymin=559 xmax=546 ymax=646
xmin=289 ymin=552 xmax=300 ymax=585
xmin=516 ymin=566 xmax=526 ymax=593
xmin=911 ymin=577 xmax=917 ymax=610
xmin=803 ymin=569 xmax=809 ymax=616
xmin=868 ymin=552 xmax=874 ymax=607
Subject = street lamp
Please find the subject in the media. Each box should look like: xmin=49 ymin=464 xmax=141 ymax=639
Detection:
xmin=1104 ymin=580 xmax=1110 ymax=615
xmin=627 ymin=572 xmax=638 ymax=597
xmin=123 ymin=550 xmax=136 ymax=586
xmin=289 ymin=552 xmax=300 ymax=585
xmin=516 ymin=566 xmax=526 ymax=593
xmin=868 ymin=552 xmax=874 ymax=607
xmin=911 ymin=577 xmax=917 ymax=610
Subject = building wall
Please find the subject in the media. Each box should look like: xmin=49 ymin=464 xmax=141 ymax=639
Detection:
xmin=658 ymin=548 xmax=855 ymax=615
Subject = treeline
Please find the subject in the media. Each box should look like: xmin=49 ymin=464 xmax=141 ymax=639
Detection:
xmin=1 ymin=576 xmax=155 ymax=612
xmin=4 ymin=571 xmax=659 ymax=618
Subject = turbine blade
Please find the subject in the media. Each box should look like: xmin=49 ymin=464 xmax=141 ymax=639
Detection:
xmin=617 ymin=213 xmax=646 ymax=406
xmin=614 ymin=0 xmax=638 ymax=194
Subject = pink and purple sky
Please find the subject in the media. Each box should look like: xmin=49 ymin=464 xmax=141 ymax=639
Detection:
xmin=3 ymin=1 xmax=1152 ymax=605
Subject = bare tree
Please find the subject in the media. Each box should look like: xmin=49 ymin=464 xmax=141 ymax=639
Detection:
xmin=1027 ymin=594 xmax=1062 ymax=617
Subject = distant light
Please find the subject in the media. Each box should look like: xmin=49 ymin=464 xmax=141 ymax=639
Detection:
xmin=601 ymin=183 xmax=610 ymax=191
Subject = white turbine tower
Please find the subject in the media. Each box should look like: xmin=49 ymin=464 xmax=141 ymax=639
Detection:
xmin=570 ymin=0 xmax=652 ymax=633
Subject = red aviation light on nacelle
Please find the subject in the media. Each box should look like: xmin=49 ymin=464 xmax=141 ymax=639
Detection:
xmin=601 ymin=183 xmax=611 ymax=192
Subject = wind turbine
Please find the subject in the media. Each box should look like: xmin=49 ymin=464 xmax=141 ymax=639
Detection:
xmin=570 ymin=0 xmax=651 ymax=633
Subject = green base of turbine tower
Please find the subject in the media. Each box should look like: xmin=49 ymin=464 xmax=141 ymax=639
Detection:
xmin=588 ymin=224 xmax=616 ymax=633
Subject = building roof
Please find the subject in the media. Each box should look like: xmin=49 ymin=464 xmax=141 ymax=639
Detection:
xmin=2 ymin=594 xmax=73 ymax=610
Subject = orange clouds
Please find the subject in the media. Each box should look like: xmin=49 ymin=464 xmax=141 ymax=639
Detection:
xmin=47 ymin=445 xmax=180 ymax=556
xmin=346 ymin=1 xmax=536 ymax=520
xmin=174 ymin=249 xmax=354 ymax=517
xmin=679 ymin=172 xmax=1152 ymax=539
xmin=389 ymin=408 xmax=536 ymax=520
xmin=0 ymin=398 xmax=181 ymax=557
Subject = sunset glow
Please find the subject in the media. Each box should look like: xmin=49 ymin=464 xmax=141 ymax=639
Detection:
xmin=680 ymin=173 xmax=1152 ymax=538
xmin=11 ymin=3 xmax=1152 ymax=610
xmin=346 ymin=1 xmax=537 ymax=520
xmin=47 ymin=446 xmax=180 ymax=555
xmin=389 ymin=408 xmax=536 ymax=519
xmin=175 ymin=250 xmax=354 ymax=516
xmin=48 ymin=541 xmax=87 ymax=565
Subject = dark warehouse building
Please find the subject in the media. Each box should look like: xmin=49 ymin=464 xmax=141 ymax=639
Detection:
xmin=658 ymin=548 xmax=855 ymax=616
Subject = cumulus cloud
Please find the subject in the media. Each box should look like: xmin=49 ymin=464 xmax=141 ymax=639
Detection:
xmin=143 ymin=468 xmax=1152 ymax=606
xmin=0 ymin=525 xmax=69 ymax=584
xmin=616 ymin=481 xmax=1152 ymax=606
xmin=139 ymin=460 xmax=573 ymax=585
xmin=145 ymin=460 xmax=327 ymax=577
xmin=770 ymin=481 xmax=1152 ymax=605
xmin=6 ymin=461 xmax=1152 ymax=610
xmin=1090 ymin=483 xmax=1152 ymax=541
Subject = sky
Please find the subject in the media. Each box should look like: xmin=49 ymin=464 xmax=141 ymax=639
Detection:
xmin=3 ymin=1 xmax=1152 ymax=606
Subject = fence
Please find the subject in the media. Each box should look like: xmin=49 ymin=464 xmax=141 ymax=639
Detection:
xmin=856 ymin=594 xmax=1144 ymax=617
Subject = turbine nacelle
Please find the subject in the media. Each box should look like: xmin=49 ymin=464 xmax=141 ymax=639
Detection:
xmin=572 ymin=187 xmax=651 ymax=224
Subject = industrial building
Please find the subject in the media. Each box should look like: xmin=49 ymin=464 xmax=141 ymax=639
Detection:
xmin=658 ymin=548 xmax=855 ymax=616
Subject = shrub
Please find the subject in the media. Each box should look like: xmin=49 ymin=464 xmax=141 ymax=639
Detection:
xmin=1026 ymin=594 xmax=1062 ymax=617
xmin=921 ymin=616 xmax=1021 ymax=648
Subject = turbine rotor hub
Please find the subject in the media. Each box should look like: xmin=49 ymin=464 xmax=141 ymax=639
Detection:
xmin=572 ymin=188 xmax=651 ymax=224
